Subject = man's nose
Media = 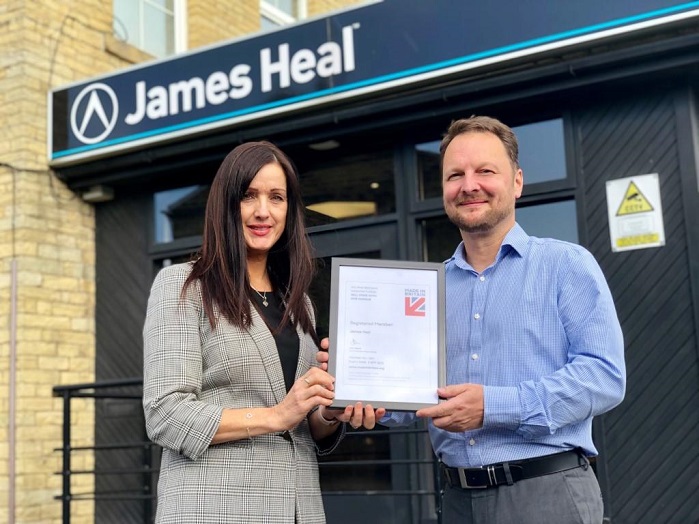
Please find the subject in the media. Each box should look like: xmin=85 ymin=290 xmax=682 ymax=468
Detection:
xmin=459 ymin=172 xmax=479 ymax=193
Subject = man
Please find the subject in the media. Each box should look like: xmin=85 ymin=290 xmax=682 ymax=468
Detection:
xmin=321 ymin=116 xmax=626 ymax=523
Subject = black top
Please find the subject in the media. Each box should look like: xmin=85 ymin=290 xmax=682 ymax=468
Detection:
xmin=252 ymin=290 xmax=299 ymax=392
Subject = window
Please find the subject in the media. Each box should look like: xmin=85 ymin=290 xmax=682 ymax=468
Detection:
xmin=515 ymin=119 xmax=567 ymax=185
xmin=517 ymin=200 xmax=578 ymax=244
xmin=301 ymin=150 xmax=396 ymax=227
xmin=113 ymin=0 xmax=187 ymax=58
xmin=153 ymin=185 xmax=208 ymax=244
xmin=260 ymin=0 xmax=306 ymax=28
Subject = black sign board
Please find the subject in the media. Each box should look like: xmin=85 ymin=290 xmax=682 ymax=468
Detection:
xmin=48 ymin=0 xmax=699 ymax=166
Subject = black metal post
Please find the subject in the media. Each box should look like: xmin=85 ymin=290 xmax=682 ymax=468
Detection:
xmin=434 ymin=456 xmax=443 ymax=524
xmin=142 ymin=429 xmax=153 ymax=524
xmin=61 ymin=390 xmax=72 ymax=524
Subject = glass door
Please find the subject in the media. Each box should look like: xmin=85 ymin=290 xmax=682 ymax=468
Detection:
xmin=309 ymin=224 xmax=438 ymax=524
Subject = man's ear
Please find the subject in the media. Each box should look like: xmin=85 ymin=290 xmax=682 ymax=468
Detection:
xmin=514 ymin=168 xmax=523 ymax=198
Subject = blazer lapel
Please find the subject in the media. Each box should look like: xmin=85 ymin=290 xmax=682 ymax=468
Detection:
xmin=248 ymin=305 xmax=288 ymax=405
xmin=295 ymin=322 xmax=315 ymax=380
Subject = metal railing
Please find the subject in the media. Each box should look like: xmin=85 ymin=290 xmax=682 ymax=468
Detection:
xmin=52 ymin=379 xmax=156 ymax=524
xmin=53 ymin=379 xmax=442 ymax=524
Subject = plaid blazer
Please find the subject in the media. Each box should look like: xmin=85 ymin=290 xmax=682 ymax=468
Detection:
xmin=143 ymin=263 xmax=343 ymax=524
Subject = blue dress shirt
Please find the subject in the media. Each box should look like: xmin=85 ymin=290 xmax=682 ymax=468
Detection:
xmin=383 ymin=223 xmax=626 ymax=468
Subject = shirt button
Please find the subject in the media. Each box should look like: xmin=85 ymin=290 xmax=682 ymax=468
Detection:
xmin=474 ymin=313 xmax=480 ymax=320
xmin=469 ymin=438 xmax=476 ymax=446
xmin=471 ymin=354 xmax=479 ymax=360
xmin=479 ymin=276 xmax=485 ymax=282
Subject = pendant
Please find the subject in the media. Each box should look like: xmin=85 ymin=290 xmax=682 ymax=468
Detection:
xmin=252 ymin=286 xmax=269 ymax=307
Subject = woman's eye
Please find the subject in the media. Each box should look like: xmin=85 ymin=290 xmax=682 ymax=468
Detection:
xmin=242 ymin=192 xmax=255 ymax=200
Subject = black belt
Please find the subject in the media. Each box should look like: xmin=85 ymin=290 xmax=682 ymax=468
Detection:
xmin=443 ymin=449 xmax=588 ymax=489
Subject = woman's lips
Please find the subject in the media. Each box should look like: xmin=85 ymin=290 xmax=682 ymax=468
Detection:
xmin=248 ymin=224 xmax=272 ymax=236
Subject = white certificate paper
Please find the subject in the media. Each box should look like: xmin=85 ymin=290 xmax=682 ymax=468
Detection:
xmin=328 ymin=258 xmax=446 ymax=411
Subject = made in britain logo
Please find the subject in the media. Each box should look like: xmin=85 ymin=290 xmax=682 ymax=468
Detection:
xmin=404 ymin=288 xmax=426 ymax=317
xmin=70 ymin=83 xmax=119 ymax=145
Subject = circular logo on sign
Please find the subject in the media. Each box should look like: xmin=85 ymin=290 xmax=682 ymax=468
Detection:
xmin=70 ymin=82 xmax=119 ymax=145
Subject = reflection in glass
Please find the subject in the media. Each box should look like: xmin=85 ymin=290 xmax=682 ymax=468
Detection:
xmin=300 ymin=151 xmax=395 ymax=227
xmin=416 ymin=141 xmax=441 ymax=201
xmin=517 ymin=200 xmax=578 ymax=244
xmin=422 ymin=216 xmax=462 ymax=263
xmin=144 ymin=3 xmax=175 ymax=57
xmin=154 ymin=186 xmax=208 ymax=243
xmin=516 ymin=119 xmax=567 ymax=185
xmin=415 ymin=118 xmax=567 ymax=200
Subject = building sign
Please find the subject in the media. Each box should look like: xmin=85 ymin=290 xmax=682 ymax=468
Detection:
xmin=606 ymin=174 xmax=665 ymax=252
xmin=48 ymin=0 xmax=699 ymax=166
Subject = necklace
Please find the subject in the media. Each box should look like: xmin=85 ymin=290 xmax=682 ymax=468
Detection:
xmin=251 ymin=286 xmax=269 ymax=307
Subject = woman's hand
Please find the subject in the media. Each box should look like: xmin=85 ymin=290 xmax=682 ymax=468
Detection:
xmin=315 ymin=337 xmax=386 ymax=430
xmin=274 ymin=367 xmax=335 ymax=430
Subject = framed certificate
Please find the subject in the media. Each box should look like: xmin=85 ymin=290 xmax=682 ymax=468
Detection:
xmin=328 ymin=257 xmax=446 ymax=411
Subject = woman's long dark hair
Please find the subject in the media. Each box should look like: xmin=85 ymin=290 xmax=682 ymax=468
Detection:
xmin=183 ymin=141 xmax=316 ymax=336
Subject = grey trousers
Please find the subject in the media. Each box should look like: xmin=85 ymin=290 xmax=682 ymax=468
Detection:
xmin=441 ymin=464 xmax=604 ymax=524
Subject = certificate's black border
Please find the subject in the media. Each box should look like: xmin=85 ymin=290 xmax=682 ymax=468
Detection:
xmin=328 ymin=257 xmax=446 ymax=411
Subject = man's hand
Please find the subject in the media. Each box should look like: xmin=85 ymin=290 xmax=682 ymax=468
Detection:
xmin=416 ymin=384 xmax=484 ymax=432
xmin=321 ymin=402 xmax=386 ymax=430
xmin=316 ymin=338 xmax=330 ymax=371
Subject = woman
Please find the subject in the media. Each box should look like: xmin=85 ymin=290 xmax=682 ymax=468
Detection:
xmin=143 ymin=141 xmax=377 ymax=523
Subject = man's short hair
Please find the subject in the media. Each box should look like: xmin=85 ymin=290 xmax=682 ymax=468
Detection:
xmin=440 ymin=116 xmax=520 ymax=169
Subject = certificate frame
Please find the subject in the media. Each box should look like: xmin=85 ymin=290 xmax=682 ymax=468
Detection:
xmin=328 ymin=257 xmax=446 ymax=411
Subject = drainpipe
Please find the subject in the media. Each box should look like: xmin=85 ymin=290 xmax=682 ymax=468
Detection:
xmin=9 ymin=258 xmax=17 ymax=524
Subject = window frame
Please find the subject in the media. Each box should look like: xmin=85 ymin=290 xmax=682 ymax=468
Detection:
xmin=113 ymin=0 xmax=188 ymax=58
xmin=260 ymin=0 xmax=307 ymax=26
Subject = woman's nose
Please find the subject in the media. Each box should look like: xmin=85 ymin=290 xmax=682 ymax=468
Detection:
xmin=254 ymin=197 xmax=269 ymax=217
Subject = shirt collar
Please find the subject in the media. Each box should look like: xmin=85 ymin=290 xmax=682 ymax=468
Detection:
xmin=448 ymin=222 xmax=528 ymax=270
xmin=502 ymin=222 xmax=528 ymax=258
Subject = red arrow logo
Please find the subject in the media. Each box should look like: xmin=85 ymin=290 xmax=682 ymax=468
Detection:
xmin=405 ymin=296 xmax=426 ymax=317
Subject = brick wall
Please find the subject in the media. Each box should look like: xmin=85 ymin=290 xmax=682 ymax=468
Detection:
xmin=0 ymin=1 xmax=364 ymax=522
xmin=308 ymin=0 xmax=364 ymax=16
xmin=189 ymin=0 xmax=259 ymax=49
xmin=0 ymin=0 xmax=115 ymax=521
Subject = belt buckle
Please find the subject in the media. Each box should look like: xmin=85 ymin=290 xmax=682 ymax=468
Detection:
xmin=457 ymin=466 xmax=495 ymax=489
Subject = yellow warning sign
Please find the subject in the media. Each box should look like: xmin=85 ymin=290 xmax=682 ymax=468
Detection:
xmin=616 ymin=233 xmax=660 ymax=248
xmin=616 ymin=181 xmax=654 ymax=216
